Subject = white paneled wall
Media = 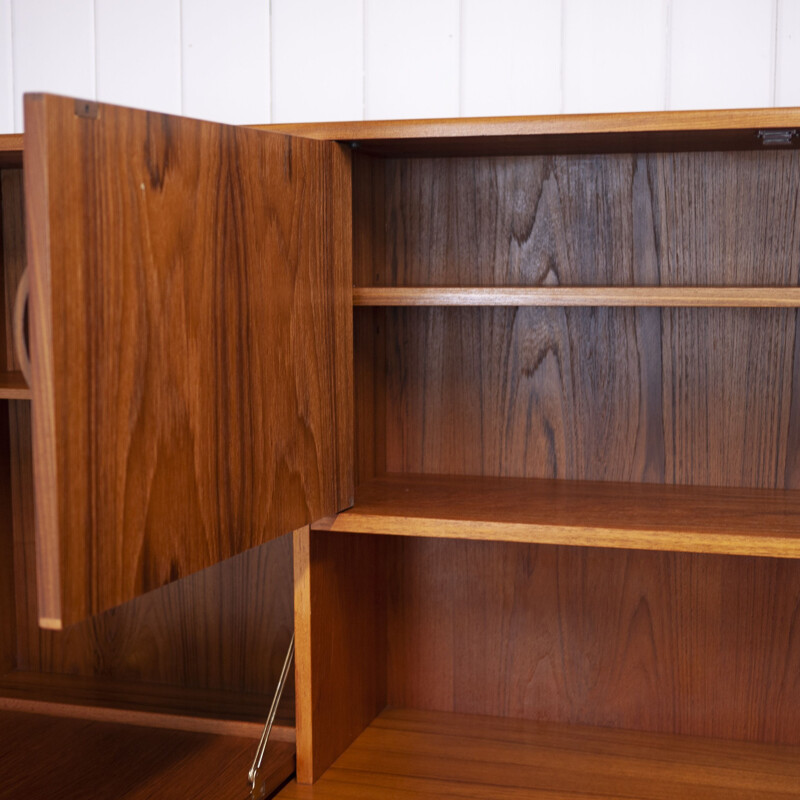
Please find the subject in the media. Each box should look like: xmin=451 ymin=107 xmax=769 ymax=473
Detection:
xmin=0 ymin=0 xmax=799 ymax=133
xmin=365 ymin=0 xmax=459 ymax=119
xmin=669 ymin=0 xmax=776 ymax=110
xmin=460 ymin=0 xmax=561 ymax=117
xmin=563 ymin=0 xmax=669 ymax=113
xmin=95 ymin=0 xmax=181 ymax=115
xmin=271 ymin=0 xmax=362 ymax=122
xmin=0 ymin=0 xmax=12 ymax=131
xmin=10 ymin=0 xmax=95 ymax=129
xmin=182 ymin=0 xmax=270 ymax=124
xmin=777 ymin=0 xmax=800 ymax=106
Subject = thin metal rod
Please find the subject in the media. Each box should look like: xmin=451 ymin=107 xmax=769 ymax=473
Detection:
xmin=248 ymin=632 xmax=295 ymax=789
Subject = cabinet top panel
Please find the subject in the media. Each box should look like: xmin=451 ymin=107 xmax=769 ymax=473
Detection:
xmin=263 ymin=107 xmax=800 ymax=157
xmin=7 ymin=108 xmax=800 ymax=160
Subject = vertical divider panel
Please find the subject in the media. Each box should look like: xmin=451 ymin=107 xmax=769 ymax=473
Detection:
xmin=293 ymin=527 xmax=387 ymax=783
xmin=0 ymin=171 xmax=15 ymax=669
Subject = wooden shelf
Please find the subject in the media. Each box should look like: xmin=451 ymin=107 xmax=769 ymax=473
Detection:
xmin=314 ymin=474 xmax=800 ymax=558
xmin=353 ymin=286 xmax=800 ymax=307
xmin=0 ymin=671 xmax=294 ymax=740
xmin=277 ymin=708 xmax=800 ymax=799
xmin=0 ymin=371 xmax=30 ymax=400
xmin=0 ymin=133 xmax=23 ymax=167
xmin=0 ymin=709 xmax=294 ymax=800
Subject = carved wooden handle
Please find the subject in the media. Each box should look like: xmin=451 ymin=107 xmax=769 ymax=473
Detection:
xmin=13 ymin=266 xmax=32 ymax=388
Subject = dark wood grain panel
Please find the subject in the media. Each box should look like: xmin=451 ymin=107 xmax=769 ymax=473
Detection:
xmin=8 ymin=415 xmax=297 ymax=712
xmin=14 ymin=534 xmax=294 ymax=698
xmin=352 ymin=156 xmax=387 ymax=484
xmin=353 ymin=310 xmax=386 ymax=484
xmin=374 ymin=152 xmax=800 ymax=288
xmin=0 ymin=168 xmax=25 ymax=671
xmin=0 ymin=406 xmax=13 ymax=671
xmin=381 ymin=307 xmax=799 ymax=489
xmin=277 ymin=708 xmax=800 ymax=799
xmin=384 ymin=306 xmax=666 ymax=483
xmin=386 ymin=539 xmax=800 ymax=746
xmin=0 ymin=710 xmax=294 ymax=800
xmin=662 ymin=308 xmax=797 ymax=488
xmin=1 ymin=169 xmax=25 ymax=373
xmin=24 ymin=94 xmax=352 ymax=627
xmin=294 ymin=528 xmax=386 ymax=783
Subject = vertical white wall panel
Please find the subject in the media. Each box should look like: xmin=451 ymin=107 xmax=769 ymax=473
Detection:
xmin=95 ymin=0 xmax=181 ymax=115
xmin=461 ymin=0 xmax=561 ymax=117
xmin=182 ymin=0 xmax=270 ymax=125
xmin=776 ymin=0 xmax=800 ymax=106
xmin=0 ymin=0 xmax=13 ymax=132
xmin=365 ymin=0 xmax=459 ymax=120
xmin=563 ymin=0 xmax=668 ymax=113
xmin=271 ymin=0 xmax=363 ymax=123
xmin=10 ymin=0 xmax=95 ymax=131
xmin=669 ymin=0 xmax=775 ymax=110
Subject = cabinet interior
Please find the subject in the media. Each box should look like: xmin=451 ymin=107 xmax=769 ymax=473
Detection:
xmin=4 ymin=113 xmax=800 ymax=798
xmin=290 ymin=143 xmax=800 ymax=793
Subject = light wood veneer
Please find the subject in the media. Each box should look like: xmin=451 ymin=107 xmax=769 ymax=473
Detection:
xmin=278 ymin=708 xmax=800 ymax=799
xmin=316 ymin=473 xmax=800 ymax=558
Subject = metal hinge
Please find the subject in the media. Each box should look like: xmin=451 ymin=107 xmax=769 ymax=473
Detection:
xmin=757 ymin=128 xmax=798 ymax=146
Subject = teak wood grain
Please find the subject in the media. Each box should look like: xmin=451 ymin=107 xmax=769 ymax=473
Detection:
xmin=263 ymin=107 xmax=800 ymax=157
xmin=294 ymin=527 xmax=386 ymax=784
xmin=12 ymin=533 xmax=295 ymax=704
xmin=317 ymin=474 xmax=800 ymax=557
xmin=376 ymin=307 xmax=797 ymax=489
xmin=0 ymin=710 xmax=295 ymax=800
xmin=277 ymin=708 xmax=800 ymax=799
xmin=384 ymin=539 xmax=800 ymax=744
xmin=3 ymin=167 xmax=298 ymax=719
xmin=23 ymin=93 xmax=353 ymax=627
xmin=371 ymin=152 xmax=800 ymax=289
xmin=354 ymin=286 xmax=800 ymax=306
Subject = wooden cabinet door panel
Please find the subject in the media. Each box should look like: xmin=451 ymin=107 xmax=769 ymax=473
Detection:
xmin=23 ymin=94 xmax=353 ymax=629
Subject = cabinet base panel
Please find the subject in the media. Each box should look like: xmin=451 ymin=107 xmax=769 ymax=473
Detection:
xmin=0 ymin=709 xmax=295 ymax=800
xmin=279 ymin=708 xmax=800 ymax=799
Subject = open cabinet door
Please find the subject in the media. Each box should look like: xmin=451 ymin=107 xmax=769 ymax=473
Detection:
xmin=23 ymin=94 xmax=353 ymax=629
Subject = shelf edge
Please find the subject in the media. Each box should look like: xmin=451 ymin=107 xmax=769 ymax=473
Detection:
xmin=353 ymin=286 xmax=800 ymax=307
xmin=314 ymin=514 xmax=800 ymax=559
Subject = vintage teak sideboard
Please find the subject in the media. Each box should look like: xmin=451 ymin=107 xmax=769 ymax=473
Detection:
xmin=1 ymin=94 xmax=800 ymax=798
